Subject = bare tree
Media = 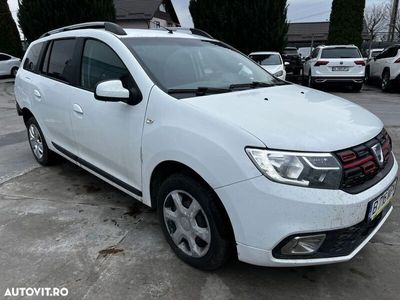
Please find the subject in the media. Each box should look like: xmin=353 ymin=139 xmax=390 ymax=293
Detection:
xmin=365 ymin=3 xmax=388 ymax=41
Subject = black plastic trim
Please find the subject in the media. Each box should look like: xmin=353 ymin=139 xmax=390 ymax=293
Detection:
xmin=52 ymin=142 xmax=142 ymax=197
xmin=272 ymin=204 xmax=392 ymax=260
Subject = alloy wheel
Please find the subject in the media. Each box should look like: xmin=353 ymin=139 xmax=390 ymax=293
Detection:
xmin=29 ymin=124 xmax=44 ymax=159
xmin=163 ymin=190 xmax=211 ymax=258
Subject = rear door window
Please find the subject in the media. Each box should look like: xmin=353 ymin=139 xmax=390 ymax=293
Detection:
xmin=23 ymin=43 xmax=44 ymax=72
xmin=321 ymin=48 xmax=361 ymax=59
xmin=46 ymin=39 xmax=76 ymax=83
xmin=0 ymin=54 xmax=11 ymax=61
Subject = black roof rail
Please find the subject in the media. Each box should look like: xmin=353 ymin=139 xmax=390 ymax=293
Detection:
xmin=160 ymin=27 xmax=213 ymax=39
xmin=40 ymin=22 xmax=127 ymax=38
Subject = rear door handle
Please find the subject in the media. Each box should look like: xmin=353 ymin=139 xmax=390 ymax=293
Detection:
xmin=73 ymin=104 xmax=84 ymax=115
xmin=33 ymin=90 xmax=41 ymax=101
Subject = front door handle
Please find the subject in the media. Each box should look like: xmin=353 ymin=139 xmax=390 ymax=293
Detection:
xmin=73 ymin=104 xmax=84 ymax=115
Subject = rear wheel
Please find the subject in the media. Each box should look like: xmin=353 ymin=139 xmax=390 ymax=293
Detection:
xmin=26 ymin=117 xmax=58 ymax=166
xmin=381 ymin=70 xmax=391 ymax=92
xmin=11 ymin=67 xmax=18 ymax=77
xmin=157 ymin=173 xmax=231 ymax=270
xmin=365 ymin=67 xmax=372 ymax=85
xmin=352 ymin=83 xmax=363 ymax=92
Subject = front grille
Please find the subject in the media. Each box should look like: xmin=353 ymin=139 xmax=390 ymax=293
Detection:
xmin=334 ymin=129 xmax=393 ymax=194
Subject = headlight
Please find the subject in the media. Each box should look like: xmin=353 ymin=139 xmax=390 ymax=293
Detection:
xmin=274 ymin=70 xmax=284 ymax=77
xmin=246 ymin=148 xmax=342 ymax=189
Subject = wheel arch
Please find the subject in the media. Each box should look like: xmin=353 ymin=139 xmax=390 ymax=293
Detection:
xmin=382 ymin=67 xmax=390 ymax=78
xmin=21 ymin=107 xmax=34 ymax=127
xmin=149 ymin=160 xmax=236 ymax=243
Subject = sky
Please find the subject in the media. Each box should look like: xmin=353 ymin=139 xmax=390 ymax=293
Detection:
xmin=7 ymin=0 xmax=388 ymax=29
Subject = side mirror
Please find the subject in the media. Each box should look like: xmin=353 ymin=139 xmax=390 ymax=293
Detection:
xmin=95 ymin=80 xmax=141 ymax=105
xmin=284 ymin=61 xmax=290 ymax=66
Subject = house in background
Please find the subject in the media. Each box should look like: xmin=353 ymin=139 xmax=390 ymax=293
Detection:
xmin=287 ymin=21 xmax=370 ymax=48
xmin=114 ymin=0 xmax=180 ymax=29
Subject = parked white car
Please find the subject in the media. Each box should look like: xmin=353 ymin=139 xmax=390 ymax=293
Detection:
xmin=15 ymin=23 xmax=398 ymax=270
xmin=298 ymin=47 xmax=313 ymax=63
xmin=367 ymin=48 xmax=384 ymax=62
xmin=249 ymin=52 xmax=286 ymax=80
xmin=366 ymin=45 xmax=400 ymax=92
xmin=0 ymin=52 xmax=21 ymax=77
xmin=303 ymin=45 xmax=365 ymax=91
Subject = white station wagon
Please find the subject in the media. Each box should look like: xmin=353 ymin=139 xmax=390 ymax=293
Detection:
xmin=15 ymin=23 xmax=398 ymax=270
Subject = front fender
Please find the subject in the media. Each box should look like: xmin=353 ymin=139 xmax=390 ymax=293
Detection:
xmin=141 ymin=87 xmax=264 ymax=206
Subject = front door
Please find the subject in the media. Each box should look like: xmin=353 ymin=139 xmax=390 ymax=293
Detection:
xmin=70 ymin=39 xmax=147 ymax=197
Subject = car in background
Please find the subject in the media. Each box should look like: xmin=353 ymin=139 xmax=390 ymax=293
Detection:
xmin=0 ymin=53 xmax=21 ymax=77
xmin=367 ymin=48 xmax=384 ymax=62
xmin=249 ymin=51 xmax=287 ymax=80
xmin=298 ymin=47 xmax=314 ymax=63
xmin=281 ymin=47 xmax=302 ymax=75
xmin=365 ymin=44 xmax=400 ymax=92
xmin=303 ymin=45 xmax=365 ymax=91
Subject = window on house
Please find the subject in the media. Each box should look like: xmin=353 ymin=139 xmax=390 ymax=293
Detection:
xmin=159 ymin=3 xmax=166 ymax=12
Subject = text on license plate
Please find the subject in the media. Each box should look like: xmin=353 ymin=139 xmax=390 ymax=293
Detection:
xmin=368 ymin=179 xmax=397 ymax=221
xmin=332 ymin=66 xmax=349 ymax=71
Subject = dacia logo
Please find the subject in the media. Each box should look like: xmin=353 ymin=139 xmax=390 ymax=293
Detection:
xmin=371 ymin=143 xmax=384 ymax=167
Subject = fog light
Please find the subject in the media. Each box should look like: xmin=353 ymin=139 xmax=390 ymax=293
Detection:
xmin=281 ymin=234 xmax=326 ymax=255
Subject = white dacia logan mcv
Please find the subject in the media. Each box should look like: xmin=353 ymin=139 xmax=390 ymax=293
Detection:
xmin=15 ymin=22 xmax=398 ymax=270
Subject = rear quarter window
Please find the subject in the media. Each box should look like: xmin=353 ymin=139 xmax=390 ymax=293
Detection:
xmin=321 ymin=48 xmax=361 ymax=59
xmin=45 ymin=39 xmax=76 ymax=83
xmin=23 ymin=43 xmax=44 ymax=72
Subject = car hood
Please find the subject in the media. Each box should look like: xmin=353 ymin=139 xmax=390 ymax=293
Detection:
xmin=185 ymin=84 xmax=383 ymax=152
xmin=261 ymin=65 xmax=282 ymax=74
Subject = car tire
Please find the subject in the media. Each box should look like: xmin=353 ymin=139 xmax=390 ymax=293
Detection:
xmin=26 ymin=116 xmax=58 ymax=166
xmin=352 ymin=83 xmax=363 ymax=92
xmin=365 ymin=67 xmax=372 ymax=85
xmin=307 ymin=75 xmax=315 ymax=88
xmin=11 ymin=67 xmax=18 ymax=77
xmin=157 ymin=173 xmax=232 ymax=270
xmin=381 ymin=70 xmax=391 ymax=92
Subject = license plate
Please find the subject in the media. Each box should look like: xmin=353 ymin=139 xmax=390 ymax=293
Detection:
xmin=368 ymin=179 xmax=397 ymax=221
xmin=332 ymin=66 xmax=349 ymax=71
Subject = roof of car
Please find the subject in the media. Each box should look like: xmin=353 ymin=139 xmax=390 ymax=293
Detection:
xmin=317 ymin=45 xmax=358 ymax=49
xmin=249 ymin=51 xmax=280 ymax=55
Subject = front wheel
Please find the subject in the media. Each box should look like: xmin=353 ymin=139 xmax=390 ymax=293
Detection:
xmin=157 ymin=173 xmax=231 ymax=270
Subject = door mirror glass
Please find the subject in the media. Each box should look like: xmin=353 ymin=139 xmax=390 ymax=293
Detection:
xmin=95 ymin=80 xmax=130 ymax=102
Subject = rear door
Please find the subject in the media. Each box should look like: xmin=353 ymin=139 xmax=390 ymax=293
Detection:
xmin=37 ymin=38 xmax=79 ymax=154
xmin=370 ymin=48 xmax=392 ymax=78
xmin=318 ymin=47 xmax=364 ymax=77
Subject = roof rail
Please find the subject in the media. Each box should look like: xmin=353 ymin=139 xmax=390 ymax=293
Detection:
xmin=160 ymin=27 xmax=213 ymax=39
xmin=40 ymin=22 xmax=127 ymax=38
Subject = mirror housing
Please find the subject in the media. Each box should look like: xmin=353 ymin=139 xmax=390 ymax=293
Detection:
xmin=284 ymin=61 xmax=290 ymax=66
xmin=95 ymin=80 xmax=142 ymax=105
xmin=305 ymin=56 xmax=311 ymax=62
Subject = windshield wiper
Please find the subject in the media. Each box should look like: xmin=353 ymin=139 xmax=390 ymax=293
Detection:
xmin=168 ymin=87 xmax=231 ymax=96
xmin=229 ymin=81 xmax=274 ymax=90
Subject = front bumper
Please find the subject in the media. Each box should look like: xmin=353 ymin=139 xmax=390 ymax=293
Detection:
xmin=215 ymin=154 xmax=398 ymax=267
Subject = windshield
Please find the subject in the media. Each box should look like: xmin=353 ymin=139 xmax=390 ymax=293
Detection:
xmin=123 ymin=38 xmax=283 ymax=97
xmin=321 ymin=48 xmax=361 ymax=59
xmin=283 ymin=48 xmax=298 ymax=55
xmin=250 ymin=54 xmax=282 ymax=66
